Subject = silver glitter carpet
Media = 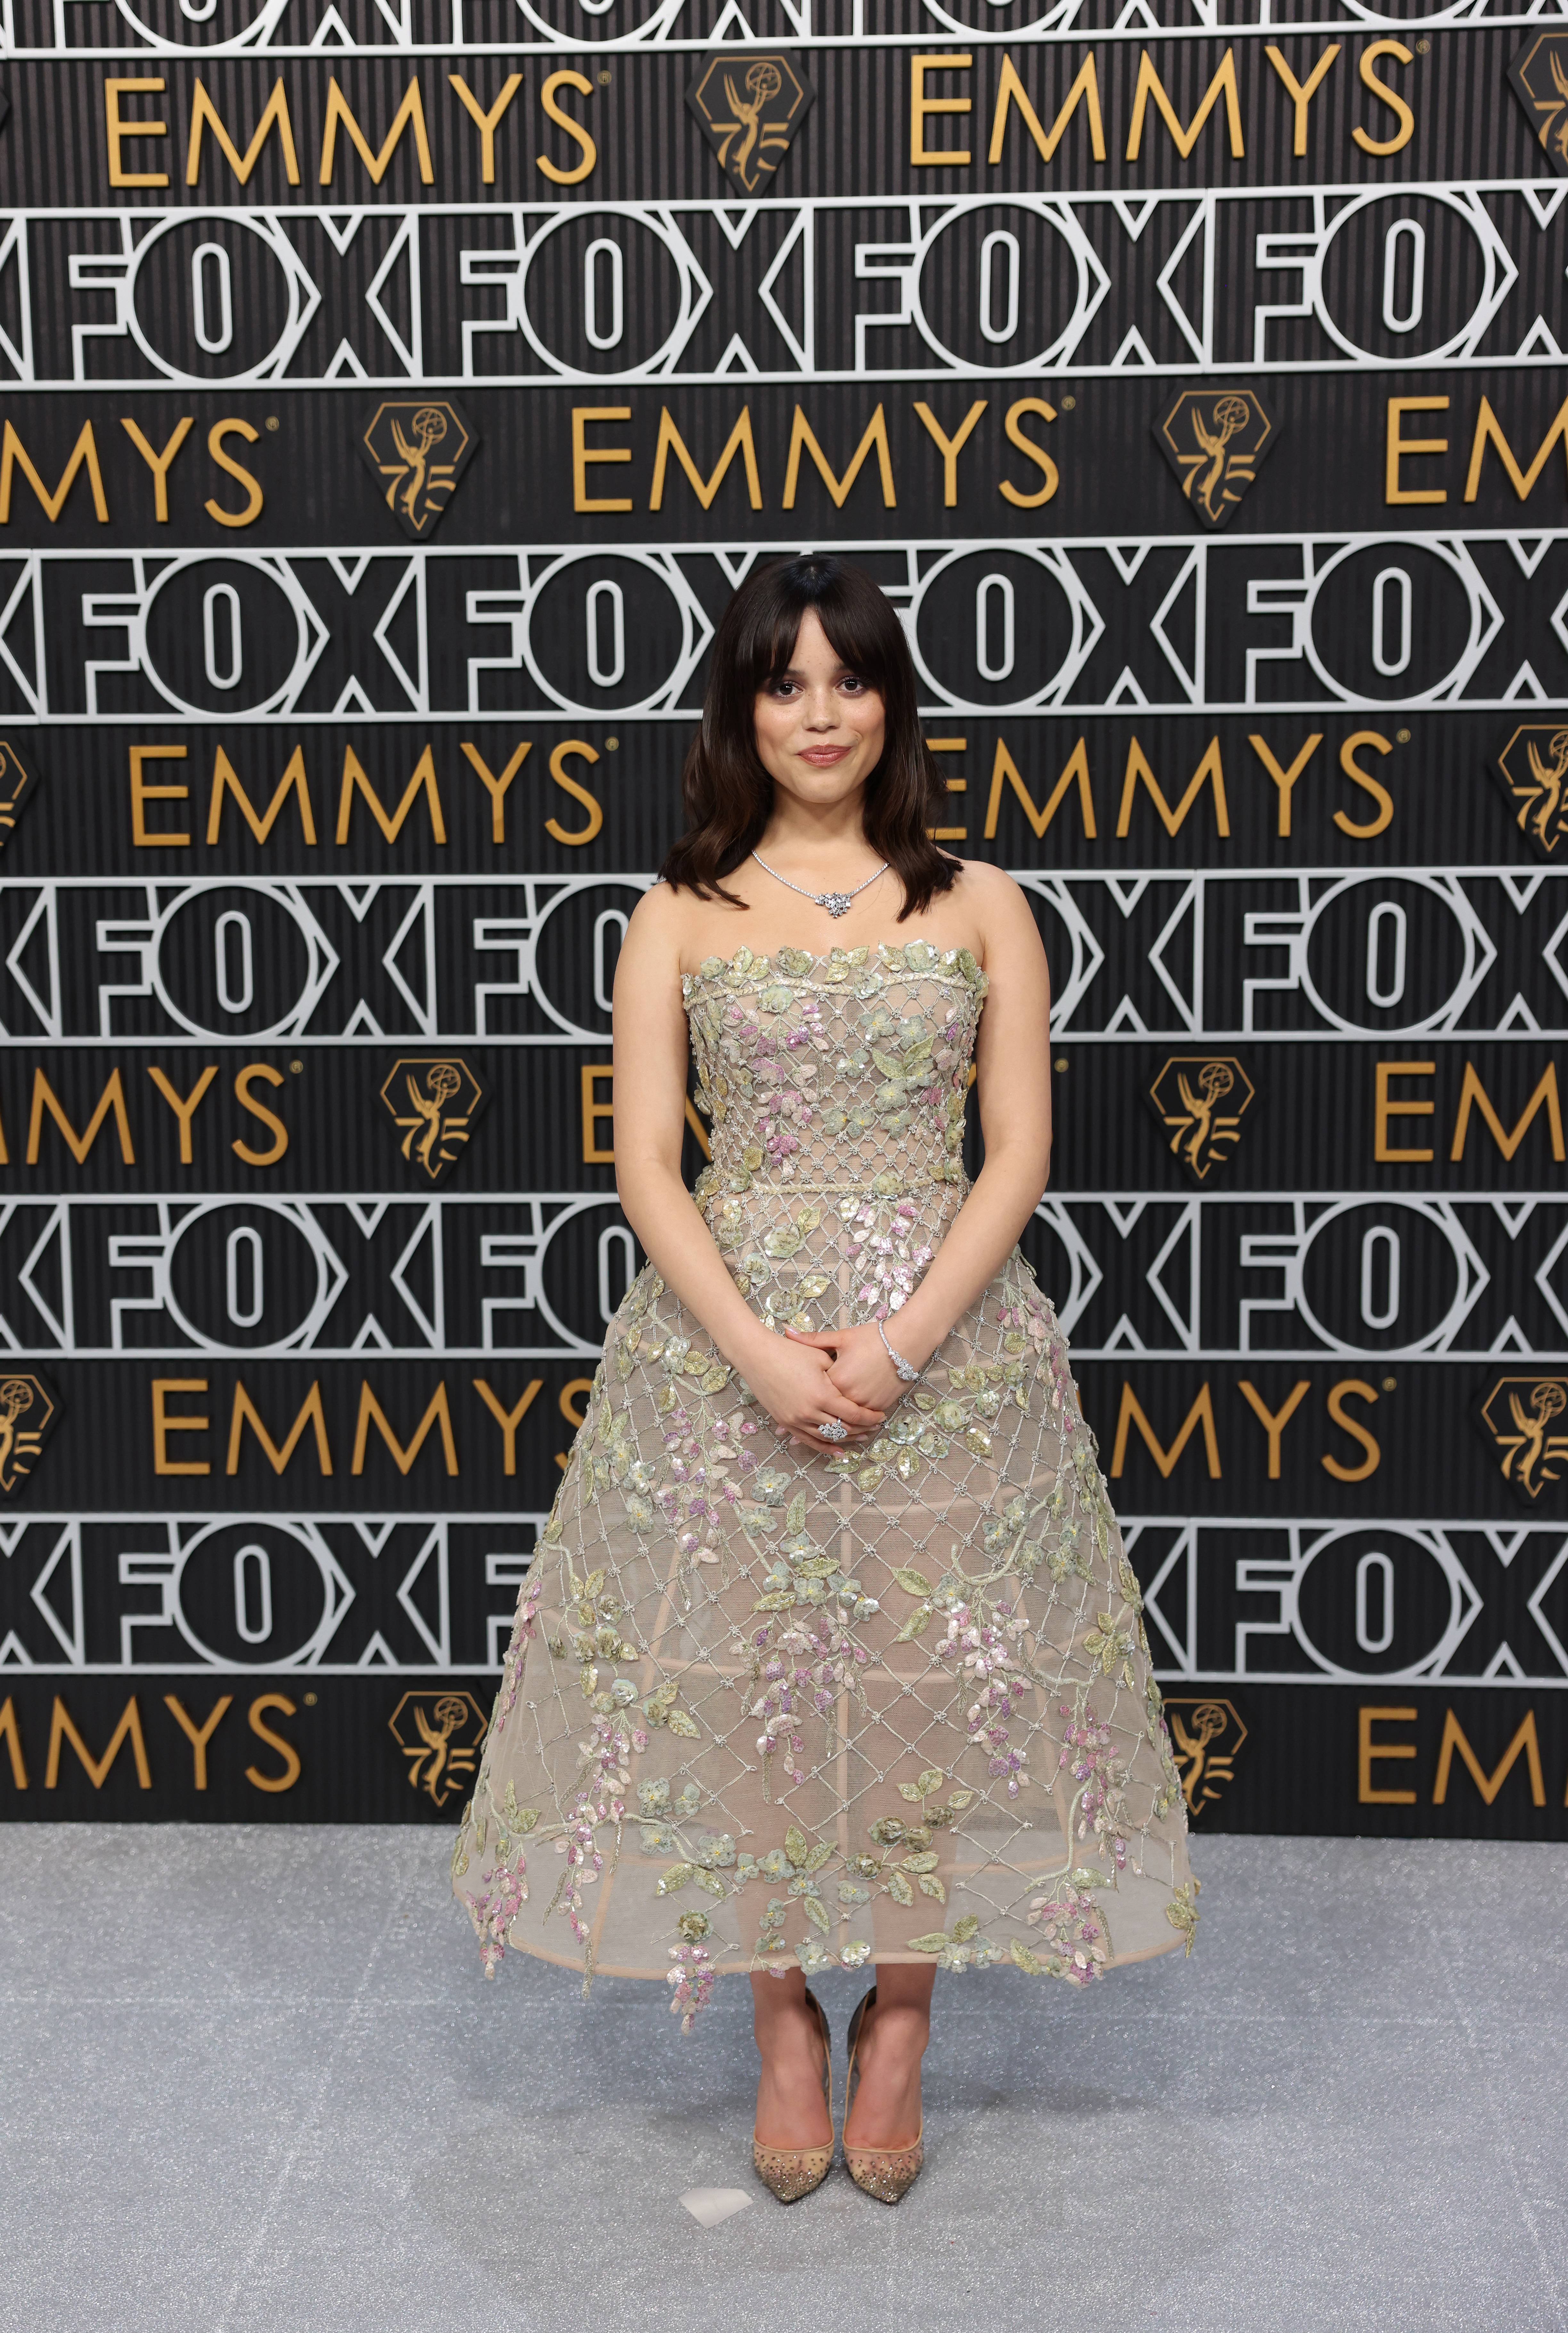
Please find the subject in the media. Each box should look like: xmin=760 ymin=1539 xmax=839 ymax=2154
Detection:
xmin=1 ymin=1826 xmax=1563 ymax=2333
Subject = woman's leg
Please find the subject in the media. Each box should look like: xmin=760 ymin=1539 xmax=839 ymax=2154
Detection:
xmin=751 ymin=1968 xmax=834 ymax=2147
xmin=842 ymin=1962 xmax=934 ymax=2150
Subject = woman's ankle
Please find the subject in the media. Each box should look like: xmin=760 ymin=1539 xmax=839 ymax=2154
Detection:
xmin=861 ymin=1998 xmax=929 ymax=2054
xmin=753 ymin=1991 xmax=819 ymax=2050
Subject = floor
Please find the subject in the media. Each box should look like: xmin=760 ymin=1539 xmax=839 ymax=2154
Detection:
xmin=1 ymin=1826 xmax=1562 ymax=2333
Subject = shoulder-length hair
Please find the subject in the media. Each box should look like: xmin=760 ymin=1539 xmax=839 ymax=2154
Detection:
xmin=659 ymin=556 xmax=957 ymax=920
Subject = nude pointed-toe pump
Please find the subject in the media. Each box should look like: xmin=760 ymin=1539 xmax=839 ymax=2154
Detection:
xmin=843 ymin=1988 xmax=924 ymax=2204
xmin=752 ymin=1989 xmax=833 ymax=2203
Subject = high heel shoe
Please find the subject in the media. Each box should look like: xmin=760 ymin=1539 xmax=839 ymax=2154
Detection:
xmin=752 ymin=1988 xmax=833 ymax=2203
xmin=843 ymin=1988 xmax=924 ymax=2204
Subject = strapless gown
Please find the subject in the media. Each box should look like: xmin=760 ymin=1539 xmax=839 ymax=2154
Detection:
xmin=452 ymin=939 xmax=1196 ymax=2029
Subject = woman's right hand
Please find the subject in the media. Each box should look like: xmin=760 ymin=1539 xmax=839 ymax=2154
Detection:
xmin=736 ymin=1331 xmax=886 ymax=1454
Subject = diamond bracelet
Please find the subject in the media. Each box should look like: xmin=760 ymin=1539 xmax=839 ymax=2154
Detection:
xmin=876 ymin=1318 xmax=922 ymax=1383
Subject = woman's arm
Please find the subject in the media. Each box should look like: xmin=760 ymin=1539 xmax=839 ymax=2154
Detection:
xmin=611 ymin=888 xmax=887 ymax=1446
xmin=798 ymin=866 xmax=1052 ymax=1412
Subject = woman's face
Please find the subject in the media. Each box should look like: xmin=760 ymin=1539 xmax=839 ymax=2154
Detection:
xmin=751 ymin=608 xmax=886 ymax=812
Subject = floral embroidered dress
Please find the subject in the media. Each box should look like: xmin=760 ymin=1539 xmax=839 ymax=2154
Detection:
xmin=452 ymin=939 xmax=1196 ymax=2029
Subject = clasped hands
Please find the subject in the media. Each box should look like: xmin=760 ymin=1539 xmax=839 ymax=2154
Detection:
xmin=743 ymin=1320 xmax=914 ymax=1454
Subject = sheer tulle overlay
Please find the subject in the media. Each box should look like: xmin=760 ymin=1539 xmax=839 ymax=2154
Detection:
xmin=452 ymin=940 xmax=1196 ymax=2028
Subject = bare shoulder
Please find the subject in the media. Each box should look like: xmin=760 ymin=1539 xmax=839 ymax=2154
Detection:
xmin=625 ymin=878 xmax=684 ymax=944
xmin=950 ymin=860 xmax=1045 ymax=960
xmin=952 ymin=857 xmax=1026 ymax=907
xmin=616 ymin=881 xmax=689 ymax=996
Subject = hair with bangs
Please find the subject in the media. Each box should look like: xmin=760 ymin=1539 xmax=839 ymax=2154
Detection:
xmin=659 ymin=555 xmax=957 ymax=920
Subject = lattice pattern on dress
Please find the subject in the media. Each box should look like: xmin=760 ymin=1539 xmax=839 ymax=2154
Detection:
xmin=451 ymin=940 xmax=1197 ymax=2030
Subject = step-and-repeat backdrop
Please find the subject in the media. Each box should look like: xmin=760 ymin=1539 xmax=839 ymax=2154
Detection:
xmin=1 ymin=0 xmax=1565 ymax=1839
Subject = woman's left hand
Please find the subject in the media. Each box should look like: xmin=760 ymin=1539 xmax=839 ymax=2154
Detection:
xmin=784 ymin=1323 xmax=910 ymax=1420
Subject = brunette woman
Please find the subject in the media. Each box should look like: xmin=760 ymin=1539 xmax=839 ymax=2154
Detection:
xmin=453 ymin=556 xmax=1197 ymax=2204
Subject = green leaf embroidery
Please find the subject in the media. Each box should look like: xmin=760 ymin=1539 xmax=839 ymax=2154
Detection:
xmin=951 ymin=1913 xmax=981 ymax=1942
xmin=751 ymin=1590 xmax=795 ymax=1612
xmin=917 ymin=1768 xmax=944 ymax=1795
xmin=656 ymin=1863 xmax=695 ymax=1895
xmin=785 ymin=1492 xmax=808 ymax=1535
xmin=917 ymin=1874 xmax=947 ymax=1903
xmin=1010 ymin=1938 xmax=1046 ymax=1975
xmin=886 ymin=1872 xmax=914 ymax=1907
xmin=803 ymin=1841 xmax=834 ymax=1873
xmin=891 ymin=1567 xmax=933 ymax=1597
xmin=947 ymin=1789 xmax=975 ymax=1812
xmin=907 ymin=1932 xmax=948 ymax=1953
xmin=895 ymin=1603 xmax=933 ymax=1641
xmin=900 ymin=1851 xmax=939 ymax=1874
xmin=784 ymin=1827 xmax=810 ymax=1867
xmin=898 ymin=1783 xmax=925 ymax=1802
xmin=803 ymin=1895 xmax=831 ymax=1933
xmin=666 ymin=1708 xmax=700 ymax=1739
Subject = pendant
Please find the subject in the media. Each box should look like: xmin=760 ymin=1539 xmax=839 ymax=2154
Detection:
xmin=816 ymin=892 xmax=853 ymax=918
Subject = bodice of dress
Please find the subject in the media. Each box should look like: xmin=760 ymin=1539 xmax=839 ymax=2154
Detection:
xmin=682 ymin=939 xmax=989 ymax=1330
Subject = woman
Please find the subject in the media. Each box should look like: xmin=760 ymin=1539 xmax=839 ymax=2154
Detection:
xmin=452 ymin=556 xmax=1197 ymax=2204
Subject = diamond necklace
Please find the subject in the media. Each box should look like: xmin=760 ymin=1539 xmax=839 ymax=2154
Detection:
xmin=750 ymin=850 xmax=888 ymax=920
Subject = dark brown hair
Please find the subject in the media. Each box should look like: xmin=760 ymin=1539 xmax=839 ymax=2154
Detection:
xmin=659 ymin=556 xmax=957 ymax=919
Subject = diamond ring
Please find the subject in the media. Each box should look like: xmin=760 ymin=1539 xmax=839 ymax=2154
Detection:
xmin=817 ymin=1418 xmax=849 ymax=1443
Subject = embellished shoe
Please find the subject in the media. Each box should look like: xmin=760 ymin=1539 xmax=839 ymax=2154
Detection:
xmin=752 ymin=1989 xmax=833 ymax=2203
xmin=843 ymin=1989 xmax=924 ymax=2204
